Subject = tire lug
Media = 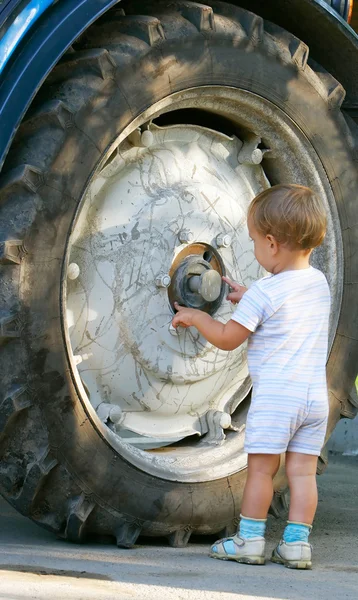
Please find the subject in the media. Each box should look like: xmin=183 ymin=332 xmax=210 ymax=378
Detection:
xmin=116 ymin=520 xmax=142 ymax=549
xmin=216 ymin=233 xmax=232 ymax=248
xmin=64 ymin=494 xmax=95 ymax=543
xmin=155 ymin=273 xmax=171 ymax=288
xmin=178 ymin=229 xmax=194 ymax=244
xmin=168 ymin=527 xmax=193 ymax=547
xmin=0 ymin=312 xmax=21 ymax=344
xmin=0 ymin=239 xmax=26 ymax=265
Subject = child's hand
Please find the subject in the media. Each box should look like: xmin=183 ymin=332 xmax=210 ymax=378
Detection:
xmin=172 ymin=302 xmax=198 ymax=328
xmin=222 ymin=276 xmax=248 ymax=304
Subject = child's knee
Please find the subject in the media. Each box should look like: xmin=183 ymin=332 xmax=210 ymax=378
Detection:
xmin=248 ymin=453 xmax=280 ymax=477
xmin=285 ymin=452 xmax=318 ymax=479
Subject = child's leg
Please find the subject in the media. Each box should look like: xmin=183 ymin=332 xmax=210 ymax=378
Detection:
xmin=210 ymin=454 xmax=280 ymax=564
xmin=241 ymin=454 xmax=281 ymax=519
xmin=271 ymin=452 xmax=318 ymax=570
xmin=286 ymin=451 xmax=318 ymax=523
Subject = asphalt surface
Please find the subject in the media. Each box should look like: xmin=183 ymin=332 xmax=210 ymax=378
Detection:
xmin=0 ymin=456 xmax=357 ymax=600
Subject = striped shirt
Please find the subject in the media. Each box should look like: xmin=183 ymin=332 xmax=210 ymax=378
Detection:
xmin=231 ymin=266 xmax=331 ymax=454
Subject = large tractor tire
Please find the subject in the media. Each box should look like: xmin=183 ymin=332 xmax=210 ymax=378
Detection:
xmin=0 ymin=1 xmax=357 ymax=546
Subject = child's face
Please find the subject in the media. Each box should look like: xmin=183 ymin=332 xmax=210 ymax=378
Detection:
xmin=247 ymin=217 xmax=277 ymax=273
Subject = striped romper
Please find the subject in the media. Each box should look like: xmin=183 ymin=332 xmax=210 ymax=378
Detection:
xmin=231 ymin=267 xmax=330 ymax=456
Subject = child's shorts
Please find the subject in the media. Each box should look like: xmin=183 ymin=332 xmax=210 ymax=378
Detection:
xmin=244 ymin=392 xmax=329 ymax=456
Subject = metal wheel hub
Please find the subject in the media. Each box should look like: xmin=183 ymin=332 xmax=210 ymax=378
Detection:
xmin=66 ymin=122 xmax=265 ymax=448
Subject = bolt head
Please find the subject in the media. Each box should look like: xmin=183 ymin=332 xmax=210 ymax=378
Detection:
xmin=178 ymin=229 xmax=194 ymax=244
xmin=68 ymin=262 xmax=80 ymax=280
xmin=156 ymin=273 xmax=171 ymax=288
xmin=250 ymin=148 xmax=263 ymax=165
xmin=216 ymin=233 xmax=232 ymax=248
xmin=109 ymin=406 xmax=123 ymax=425
xmin=219 ymin=413 xmax=232 ymax=429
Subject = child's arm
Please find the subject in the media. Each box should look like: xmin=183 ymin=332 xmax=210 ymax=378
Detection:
xmin=172 ymin=302 xmax=251 ymax=351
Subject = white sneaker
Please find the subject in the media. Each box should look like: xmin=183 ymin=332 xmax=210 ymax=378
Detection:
xmin=209 ymin=535 xmax=266 ymax=565
xmin=271 ymin=540 xmax=312 ymax=569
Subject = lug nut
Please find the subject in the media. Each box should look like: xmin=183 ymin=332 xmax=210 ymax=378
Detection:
xmin=238 ymin=135 xmax=264 ymax=165
xmin=97 ymin=403 xmax=123 ymax=425
xmin=108 ymin=405 xmax=123 ymax=425
xmin=68 ymin=263 xmax=80 ymax=280
xmin=216 ymin=233 xmax=232 ymax=248
xmin=178 ymin=229 xmax=194 ymax=244
xmin=141 ymin=130 xmax=154 ymax=148
xmin=156 ymin=273 xmax=171 ymax=288
xmin=169 ymin=323 xmax=177 ymax=336
xmin=219 ymin=412 xmax=232 ymax=430
xmin=128 ymin=128 xmax=154 ymax=148
xmin=238 ymin=147 xmax=263 ymax=165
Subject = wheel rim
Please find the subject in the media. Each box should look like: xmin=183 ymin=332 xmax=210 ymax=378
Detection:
xmin=63 ymin=86 xmax=343 ymax=482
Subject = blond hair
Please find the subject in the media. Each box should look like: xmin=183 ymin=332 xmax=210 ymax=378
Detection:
xmin=248 ymin=184 xmax=327 ymax=250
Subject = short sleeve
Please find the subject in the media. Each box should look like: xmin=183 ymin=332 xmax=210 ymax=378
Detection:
xmin=231 ymin=282 xmax=274 ymax=332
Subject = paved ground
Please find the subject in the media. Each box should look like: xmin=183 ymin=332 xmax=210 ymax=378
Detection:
xmin=0 ymin=456 xmax=357 ymax=600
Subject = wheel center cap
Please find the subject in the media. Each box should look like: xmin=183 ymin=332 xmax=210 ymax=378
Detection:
xmin=169 ymin=244 xmax=225 ymax=313
xmin=189 ymin=268 xmax=222 ymax=302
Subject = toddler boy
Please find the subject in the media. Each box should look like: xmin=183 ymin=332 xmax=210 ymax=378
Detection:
xmin=172 ymin=184 xmax=330 ymax=569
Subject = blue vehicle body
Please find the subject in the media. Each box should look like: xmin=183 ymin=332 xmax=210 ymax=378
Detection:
xmin=0 ymin=1 xmax=353 ymax=75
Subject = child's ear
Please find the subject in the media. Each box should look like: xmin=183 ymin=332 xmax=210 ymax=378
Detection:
xmin=266 ymin=234 xmax=279 ymax=254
